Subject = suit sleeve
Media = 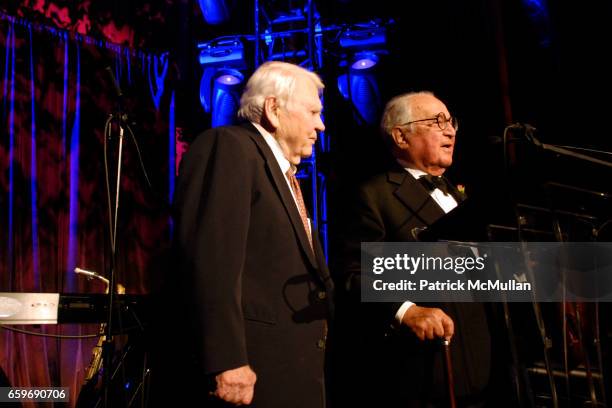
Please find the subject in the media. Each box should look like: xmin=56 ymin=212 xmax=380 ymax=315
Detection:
xmin=342 ymin=184 xmax=403 ymax=329
xmin=174 ymin=129 xmax=253 ymax=374
xmin=342 ymin=185 xmax=384 ymax=293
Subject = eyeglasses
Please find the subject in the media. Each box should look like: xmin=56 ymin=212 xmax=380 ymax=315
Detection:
xmin=398 ymin=112 xmax=459 ymax=131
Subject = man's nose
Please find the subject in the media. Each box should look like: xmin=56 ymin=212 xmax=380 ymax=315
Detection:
xmin=316 ymin=116 xmax=325 ymax=132
xmin=443 ymin=125 xmax=455 ymax=139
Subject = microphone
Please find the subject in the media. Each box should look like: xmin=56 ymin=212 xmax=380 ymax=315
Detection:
xmin=506 ymin=122 xmax=536 ymax=132
xmin=105 ymin=66 xmax=131 ymax=124
xmin=105 ymin=66 xmax=123 ymax=99
xmin=505 ymin=122 xmax=541 ymax=146
xmin=75 ymin=267 xmax=110 ymax=287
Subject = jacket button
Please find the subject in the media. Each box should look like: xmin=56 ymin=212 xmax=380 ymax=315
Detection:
xmin=316 ymin=339 xmax=326 ymax=350
xmin=317 ymin=291 xmax=327 ymax=300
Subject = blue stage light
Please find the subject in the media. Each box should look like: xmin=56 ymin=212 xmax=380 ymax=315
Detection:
xmin=338 ymin=53 xmax=381 ymax=126
xmin=339 ymin=25 xmax=387 ymax=50
xmin=216 ymin=74 xmax=242 ymax=85
xmin=336 ymin=23 xmax=387 ymax=126
xmin=522 ymin=0 xmax=551 ymax=47
xmin=198 ymin=0 xmax=232 ymax=25
xmin=351 ymin=57 xmax=377 ymax=70
xmin=198 ymin=37 xmax=246 ymax=126
xmin=210 ymin=69 xmax=244 ymax=127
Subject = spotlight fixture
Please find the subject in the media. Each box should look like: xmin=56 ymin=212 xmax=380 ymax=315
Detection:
xmin=198 ymin=37 xmax=247 ymax=126
xmin=337 ymin=52 xmax=381 ymax=126
xmin=337 ymin=23 xmax=387 ymax=126
xmin=198 ymin=0 xmax=232 ymax=25
xmin=209 ymin=69 xmax=244 ymax=127
xmin=339 ymin=25 xmax=387 ymax=50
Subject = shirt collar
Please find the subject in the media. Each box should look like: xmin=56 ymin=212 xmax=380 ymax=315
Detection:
xmin=251 ymin=122 xmax=294 ymax=176
xmin=396 ymin=159 xmax=428 ymax=179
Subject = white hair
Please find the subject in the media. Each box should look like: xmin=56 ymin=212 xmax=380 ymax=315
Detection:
xmin=237 ymin=61 xmax=324 ymax=123
xmin=380 ymin=91 xmax=435 ymax=141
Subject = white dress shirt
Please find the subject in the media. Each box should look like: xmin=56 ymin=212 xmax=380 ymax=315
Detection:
xmin=251 ymin=122 xmax=312 ymax=235
xmin=394 ymin=164 xmax=458 ymax=324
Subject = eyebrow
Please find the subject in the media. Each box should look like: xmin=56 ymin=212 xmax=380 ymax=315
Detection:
xmin=304 ymin=100 xmax=322 ymax=111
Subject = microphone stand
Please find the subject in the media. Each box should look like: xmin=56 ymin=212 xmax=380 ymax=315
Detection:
xmin=537 ymin=143 xmax=612 ymax=169
xmin=511 ymin=122 xmax=612 ymax=169
xmin=504 ymin=123 xmax=559 ymax=407
xmin=101 ymin=66 xmax=128 ymax=408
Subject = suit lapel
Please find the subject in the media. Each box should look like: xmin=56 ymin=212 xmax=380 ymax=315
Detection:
xmin=243 ymin=123 xmax=318 ymax=269
xmin=388 ymin=168 xmax=446 ymax=227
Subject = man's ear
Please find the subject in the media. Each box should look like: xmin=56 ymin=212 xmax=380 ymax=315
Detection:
xmin=263 ymin=97 xmax=280 ymax=129
xmin=391 ymin=127 xmax=408 ymax=148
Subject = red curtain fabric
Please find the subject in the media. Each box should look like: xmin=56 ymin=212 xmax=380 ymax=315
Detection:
xmin=1 ymin=15 xmax=173 ymax=407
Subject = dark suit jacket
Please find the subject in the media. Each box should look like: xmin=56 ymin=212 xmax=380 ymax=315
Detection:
xmin=166 ymin=122 xmax=333 ymax=408
xmin=337 ymin=164 xmax=490 ymax=407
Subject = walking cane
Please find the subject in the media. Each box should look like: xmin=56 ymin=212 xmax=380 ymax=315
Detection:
xmin=440 ymin=337 xmax=457 ymax=408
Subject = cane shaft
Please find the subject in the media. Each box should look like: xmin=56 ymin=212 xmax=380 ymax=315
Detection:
xmin=442 ymin=340 xmax=457 ymax=408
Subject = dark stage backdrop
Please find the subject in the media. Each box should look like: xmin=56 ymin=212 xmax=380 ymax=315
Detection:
xmin=2 ymin=0 xmax=612 ymax=406
xmin=0 ymin=13 xmax=175 ymax=406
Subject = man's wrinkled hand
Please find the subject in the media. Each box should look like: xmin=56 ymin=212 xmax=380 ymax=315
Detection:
xmin=401 ymin=305 xmax=454 ymax=341
xmin=214 ymin=365 xmax=257 ymax=405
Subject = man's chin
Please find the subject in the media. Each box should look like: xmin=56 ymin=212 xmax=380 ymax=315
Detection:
xmin=439 ymin=157 xmax=453 ymax=168
xmin=301 ymin=147 xmax=314 ymax=158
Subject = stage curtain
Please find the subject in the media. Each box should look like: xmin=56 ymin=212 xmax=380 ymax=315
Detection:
xmin=0 ymin=14 xmax=174 ymax=407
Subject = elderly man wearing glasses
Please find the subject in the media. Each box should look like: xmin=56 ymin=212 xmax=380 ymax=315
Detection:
xmin=339 ymin=92 xmax=494 ymax=407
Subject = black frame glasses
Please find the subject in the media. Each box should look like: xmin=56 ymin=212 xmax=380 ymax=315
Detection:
xmin=398 ymin=112 xmax=459 ymax=131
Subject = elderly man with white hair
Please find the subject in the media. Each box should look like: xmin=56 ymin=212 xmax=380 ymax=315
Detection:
xmin=172 ymin=61 xmax=333 ymax=408
xmin=339 ymin=91 xmax=493 ymax=407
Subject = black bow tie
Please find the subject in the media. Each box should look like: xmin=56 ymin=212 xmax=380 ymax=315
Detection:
xmin=420 ymin=174 xmax=451 ymax=196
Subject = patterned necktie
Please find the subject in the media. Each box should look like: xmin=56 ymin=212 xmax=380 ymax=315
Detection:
xmin=286 ymin=170 xmax=313 ymax=249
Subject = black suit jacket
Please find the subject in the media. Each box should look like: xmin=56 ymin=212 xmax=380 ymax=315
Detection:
xmin=338 ymin=164 xmax=490 ymax=407
xmin=168 ymin=122 xmax=333 ymax=408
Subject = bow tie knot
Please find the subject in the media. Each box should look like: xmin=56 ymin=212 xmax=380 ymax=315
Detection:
xmin=420 ymin=174 xmax=451 ymax=196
